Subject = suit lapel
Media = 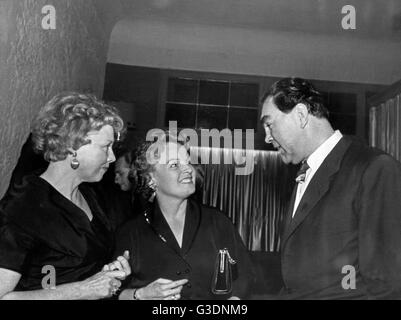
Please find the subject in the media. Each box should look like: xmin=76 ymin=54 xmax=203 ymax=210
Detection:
xmin=281 ymin=137 xmax=352 ymax=249
xmin=281 ymin=186 xmax=296 ymax=245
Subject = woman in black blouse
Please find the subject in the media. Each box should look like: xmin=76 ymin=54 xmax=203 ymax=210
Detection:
xmin=0 ymin=93 xmax=130 ymax=299
xmin=116 ymin=133 xmax=254 ymax=300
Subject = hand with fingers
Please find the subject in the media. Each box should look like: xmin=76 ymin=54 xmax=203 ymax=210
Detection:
xmin=78 ymin=270 xmax=127 ymax=300
xmin=102 ymin=250 xmax=131 ymax=280
xmin=135 ymin=278 xmax=188 ymax=300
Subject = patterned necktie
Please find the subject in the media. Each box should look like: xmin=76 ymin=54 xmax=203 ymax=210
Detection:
xmin=295 ymin=161 xmax=310 ymax=183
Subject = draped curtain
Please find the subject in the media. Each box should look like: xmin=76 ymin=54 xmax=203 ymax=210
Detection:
xmin=192 ymin=147 xmax=296 ymax=252
xmin=370 ymin=93 xmax=401 ymax=161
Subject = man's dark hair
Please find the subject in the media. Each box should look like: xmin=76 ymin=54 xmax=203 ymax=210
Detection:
xmin=261 ymin=77 xmax=329 ymax=119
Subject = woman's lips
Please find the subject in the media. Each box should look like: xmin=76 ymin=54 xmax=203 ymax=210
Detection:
xmin=179 ymin=177 xmax=193 ymax=183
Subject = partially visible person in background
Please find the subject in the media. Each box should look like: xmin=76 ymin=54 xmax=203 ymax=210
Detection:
xmin=97 ymin=148 xmax=141 ymax=226
xmin=0 ymin=92 xmax=130 ymax=299
xmin=114 ymin=150 xmax=135 ymax=192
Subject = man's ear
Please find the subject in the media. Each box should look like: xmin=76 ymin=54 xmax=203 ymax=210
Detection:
xmin=294 ymin=103 xmax=309 ymax=128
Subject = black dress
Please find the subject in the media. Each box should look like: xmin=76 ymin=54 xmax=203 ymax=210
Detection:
xmin=0 ymin=175 xmax=114 ymax=290
xmin=114 ymin=199 xmax=255 ymax=300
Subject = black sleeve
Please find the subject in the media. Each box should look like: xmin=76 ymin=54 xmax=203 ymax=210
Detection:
xmin=0 ymin=222 xmax=35 ymax=273
xmin=357 ymin=154 xmax=401 ymax=299
xmin=113 ymin=221 xmax=138 ymax=289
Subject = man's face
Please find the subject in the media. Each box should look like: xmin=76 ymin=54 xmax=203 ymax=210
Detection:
xmin=260 ymin=96 xmax=304 ymax=164
xmin=114 ymin=157 xmax=132 ymax=191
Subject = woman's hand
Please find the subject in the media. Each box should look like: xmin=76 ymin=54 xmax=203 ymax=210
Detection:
xmin=102 ymin=250 xmax=131 ymax=280
xmin=78 ymin=270 xmax=126 ymax=300
xmin=135 ymin=278 xmax=188 ymax=300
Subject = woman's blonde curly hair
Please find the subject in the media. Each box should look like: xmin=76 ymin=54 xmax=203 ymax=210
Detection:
xmin=32 ymin=92 xmax=124 ymax=162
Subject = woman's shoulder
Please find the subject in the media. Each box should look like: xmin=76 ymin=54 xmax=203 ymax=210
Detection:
xmin=2 ymin=175 xmax=47 ymax=215
xmin=196 ymin=202 xmax=235 ymax=228
xmin=1 ymin=175 xmax=58 ymax=231
xmin=115 ymin=214 xmax=146 ymax=236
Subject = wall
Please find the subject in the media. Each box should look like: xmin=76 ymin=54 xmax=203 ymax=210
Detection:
xmin=0 ymin=0 xmax=123 ymax=198
xmin=103 ymin=64 xmax=162 ymax=149
xmin=108 ymin=19 xmax=401 ymax=86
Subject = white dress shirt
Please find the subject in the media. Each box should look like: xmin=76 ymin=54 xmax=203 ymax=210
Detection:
xmin=292 ymin=130 xmax=343 ymax=218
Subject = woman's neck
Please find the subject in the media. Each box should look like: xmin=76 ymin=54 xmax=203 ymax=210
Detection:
xmin=157 ymin=194 xmax=187 ymax=220
xmin=40 ymin=161 xmax=82 ymax=201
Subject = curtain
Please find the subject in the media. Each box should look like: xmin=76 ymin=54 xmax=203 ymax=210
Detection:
xmin=370 ymin=93 xmax=401 ymax=161
xmin=192 ymin=147 xmax=296 ymax=252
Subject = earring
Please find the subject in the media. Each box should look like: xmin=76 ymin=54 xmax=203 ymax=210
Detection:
xmin=148 ymin=180 xmax=157 ymax=202
xmin=70 ymin=151 xmax=80 ymax=170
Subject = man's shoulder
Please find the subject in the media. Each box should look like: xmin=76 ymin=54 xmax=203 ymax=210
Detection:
xmin=343 ymin=136 xmax=397 ymax=165
xmin=336 ymin=136 xmax=401 ymax=182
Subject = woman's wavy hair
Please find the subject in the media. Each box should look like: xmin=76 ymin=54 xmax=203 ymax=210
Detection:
xmin=32 ymin=92 xmax=124 ymax=162
xmin=261 ymin=77 xmax=329 ymax=119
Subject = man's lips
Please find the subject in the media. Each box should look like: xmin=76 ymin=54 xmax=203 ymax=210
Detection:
xmin=272 ymin=143 xmax=280 ymax=151
xmin=275 ymin=146 xmax=286 ymax=155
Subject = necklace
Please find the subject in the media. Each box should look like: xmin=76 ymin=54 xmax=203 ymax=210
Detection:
xmin=143 ymin=208 xmax=167 ymax=243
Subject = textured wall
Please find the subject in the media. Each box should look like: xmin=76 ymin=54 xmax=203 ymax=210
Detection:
xmin=0 ymin=0 xmax=123 ymax=198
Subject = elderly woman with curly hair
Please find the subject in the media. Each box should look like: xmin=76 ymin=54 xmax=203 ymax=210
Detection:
xmin=0 ymin=92 xmax=130 ymax=299
xmin=115 ymin=133 xmax=254 ymax=300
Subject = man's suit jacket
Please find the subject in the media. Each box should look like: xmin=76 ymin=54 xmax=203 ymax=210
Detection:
xmin=280 ymin=136 xmax=401 ymax=299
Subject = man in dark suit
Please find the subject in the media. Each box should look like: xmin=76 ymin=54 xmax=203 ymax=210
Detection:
xmin=260 ymin=77 xmax=401 ymax=299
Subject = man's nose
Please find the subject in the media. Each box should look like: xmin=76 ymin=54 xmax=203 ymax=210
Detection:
xmin=264 ymin=128 xmax=274 ymax=144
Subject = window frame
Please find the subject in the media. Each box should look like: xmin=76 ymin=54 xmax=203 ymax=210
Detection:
xmin=157 ymin=69 xmax=265 ymax=133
